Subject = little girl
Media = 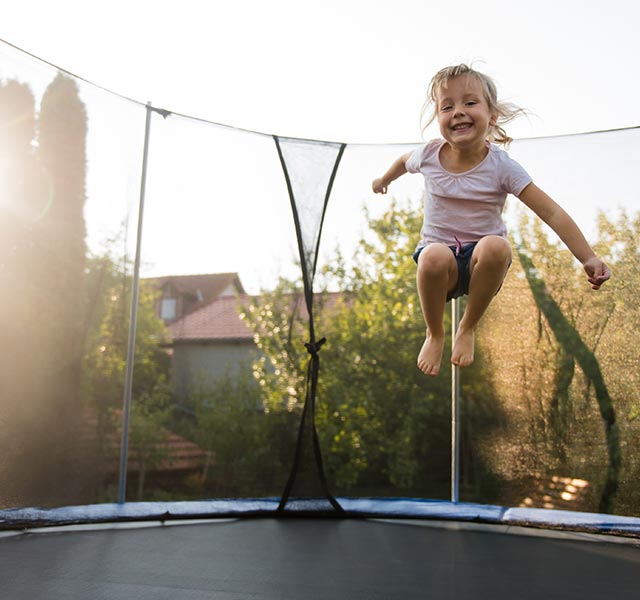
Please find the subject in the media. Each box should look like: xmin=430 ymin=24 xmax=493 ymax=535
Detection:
xmin=372 ymin=64 xmax=610 ymax=376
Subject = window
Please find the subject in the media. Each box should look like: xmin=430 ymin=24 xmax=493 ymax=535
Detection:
xmin=161 ymin=297 xmax=177 ymax=320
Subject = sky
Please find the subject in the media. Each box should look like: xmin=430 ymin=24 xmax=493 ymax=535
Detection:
xmin=1 ymin=0 xmax=639 ymax=290
xmin=1 ymin=0 xmax=639 ymax=143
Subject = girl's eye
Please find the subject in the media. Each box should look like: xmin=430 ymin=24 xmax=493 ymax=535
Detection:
xmin=465 ymin=101 xmax=477 ymax=106
xmin=440 ymin=105 xmax=452 ymax=111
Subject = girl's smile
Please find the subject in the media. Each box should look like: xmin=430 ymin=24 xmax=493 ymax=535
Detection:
xmin=436 ymin=75 xmax=496 ymax=150
xmin=450 ymin=122 xmax=474 ymax=134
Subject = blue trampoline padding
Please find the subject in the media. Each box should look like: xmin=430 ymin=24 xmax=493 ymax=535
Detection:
xmin=1 ymin=498 xmax=640 ymax=537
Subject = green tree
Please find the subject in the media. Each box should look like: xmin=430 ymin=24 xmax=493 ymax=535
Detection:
xmin=0 ymin=75 xmax=88 ymax=505
xmin=516 ymin=243 xmax=620 ymax=513
xmin=0 ymin=79 xmax=45 ymax=506
xmin=81 ymin=247 xmax=171 ymax=501
xmin=116 ymin=380 xmax=172 ymax=501
xmin=243 ymin=199 xmax=501 ymax=499
xmin=477 ymin=208 xmax=638 ymax=514
xmin=191 ymin=371 xmax=296 ymax=497
xmin=588 ymin=210 xmax=640 ymax=514
xmin=35 ymin=73 xmax=88 ymax=417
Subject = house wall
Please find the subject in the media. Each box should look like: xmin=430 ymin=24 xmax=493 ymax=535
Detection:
xmin=170 ymin=341 xmax=260 ymax=399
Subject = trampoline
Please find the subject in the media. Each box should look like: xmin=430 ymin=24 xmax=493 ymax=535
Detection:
xmin=2 ymin=499 xmax=640 ymax=599
xmin=1 ymin=513 xmax=639 ymax=599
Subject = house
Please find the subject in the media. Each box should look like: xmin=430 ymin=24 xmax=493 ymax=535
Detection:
xmin=145 ymin=272 xmax=245 ymax=324
xmin=144 ymin=272 xmax=255 ymax=400
xmin=167 ymin=294 xmax=258 ymax=399
xmin=146 ymin=273 xmax=343 ymax=401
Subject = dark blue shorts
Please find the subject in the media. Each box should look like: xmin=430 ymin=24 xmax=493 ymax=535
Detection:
xmin=412 ymin=242 xmax=478 ymax=301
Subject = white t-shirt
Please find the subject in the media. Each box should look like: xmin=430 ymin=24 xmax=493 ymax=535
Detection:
xmin=406 ymin=139 xmax=532 ymax=250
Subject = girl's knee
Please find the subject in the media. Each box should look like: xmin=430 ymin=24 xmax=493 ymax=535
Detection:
xmin=474 ymin=236 xmax=511 ymax=266
xmin=418 ymin=244 xmax=456 ymax=277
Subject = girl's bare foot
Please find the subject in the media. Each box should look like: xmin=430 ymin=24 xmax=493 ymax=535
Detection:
xmin=451 ymin=328 xmax=475 ymax=367
xmin=417 ymin=333 xmax=445 ymax=376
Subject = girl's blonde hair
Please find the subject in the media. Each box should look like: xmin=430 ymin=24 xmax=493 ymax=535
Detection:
xmin=421 ymin=64 xmax=526 ymax=146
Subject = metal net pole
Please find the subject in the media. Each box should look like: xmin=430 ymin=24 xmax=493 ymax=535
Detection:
xmin=451 ymin=297 xmax=461 ymax=503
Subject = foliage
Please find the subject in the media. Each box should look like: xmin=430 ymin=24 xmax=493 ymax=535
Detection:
xmin=477 ymin=207 xmax=640 ymax=514
xmin=190 ymin=371 xmax=297 ymax=497
xmin=242 ymin=199 xmax=501 ymax=498
xmin=238 ymin=199 xmax=640 ymax=514
xmin=0 ymin=75 xmax=88 ymax=505
xmin=82 ymin=251 xmax=170 ymax=413
xmin=516 ymin=243 xmax=620 ymax=513
xmin=113 ymin=379 xmax=173 ymax=501
xmin=81 ymin=247 xmax=172 ymax=501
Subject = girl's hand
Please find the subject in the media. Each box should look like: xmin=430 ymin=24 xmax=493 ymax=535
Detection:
xmin=583 ymin=257 xmax=611 ymax=290
xmin=372 ymin=178 xmax=387 ymax=194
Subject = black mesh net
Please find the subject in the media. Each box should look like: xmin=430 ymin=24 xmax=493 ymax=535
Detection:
xmin=1 ymin=39 xmax=640 ymax=521
xmin=273 ymin=135 xmax=346 ymax=511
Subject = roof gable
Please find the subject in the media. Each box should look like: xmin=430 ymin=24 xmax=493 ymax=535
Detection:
xmin=146 ymin=273 xmax=245 ymax=304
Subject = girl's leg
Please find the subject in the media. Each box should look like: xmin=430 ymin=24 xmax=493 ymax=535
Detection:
xmin=416 ymin=243 xmax=458 ymax=376
xmin=452 ymin=235 xmax=511 ymax=367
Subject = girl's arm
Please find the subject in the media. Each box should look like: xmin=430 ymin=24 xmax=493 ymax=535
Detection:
xmin=518 ymin=182 xmax=611 ymax=290
xmin=372 ymin=152 xmax=413 ymax=194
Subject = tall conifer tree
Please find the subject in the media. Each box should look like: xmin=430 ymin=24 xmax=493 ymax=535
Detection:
xmin=0 ymin=80 xmax=46 ymax=504
xmin=0 ymin=75 xmax=88 ymax=505
xmin=31 ymin=74 xmax=88 ymax=503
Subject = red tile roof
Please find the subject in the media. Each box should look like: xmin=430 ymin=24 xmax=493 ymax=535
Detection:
xmin=82 ymin=410 xmax=208 ymax=474
xmin=166 ymin=291 xmax=346 ymax=343
xmin=168 ymin=294 xmax=254 ymax=342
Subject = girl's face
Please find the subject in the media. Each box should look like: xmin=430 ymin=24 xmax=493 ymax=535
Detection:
xmin=435 ymin=75 xmax=496 ymax=149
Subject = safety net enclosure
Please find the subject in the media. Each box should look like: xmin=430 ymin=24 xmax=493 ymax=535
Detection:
xmin=1 ymin=37 xmax=640 ymax=541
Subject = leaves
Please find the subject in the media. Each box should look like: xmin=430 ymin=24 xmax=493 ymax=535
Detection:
xmin=242 ymin=199 xmax=499 ymax=497
xmin=477 ymin=206 xmax=640 ymax=513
